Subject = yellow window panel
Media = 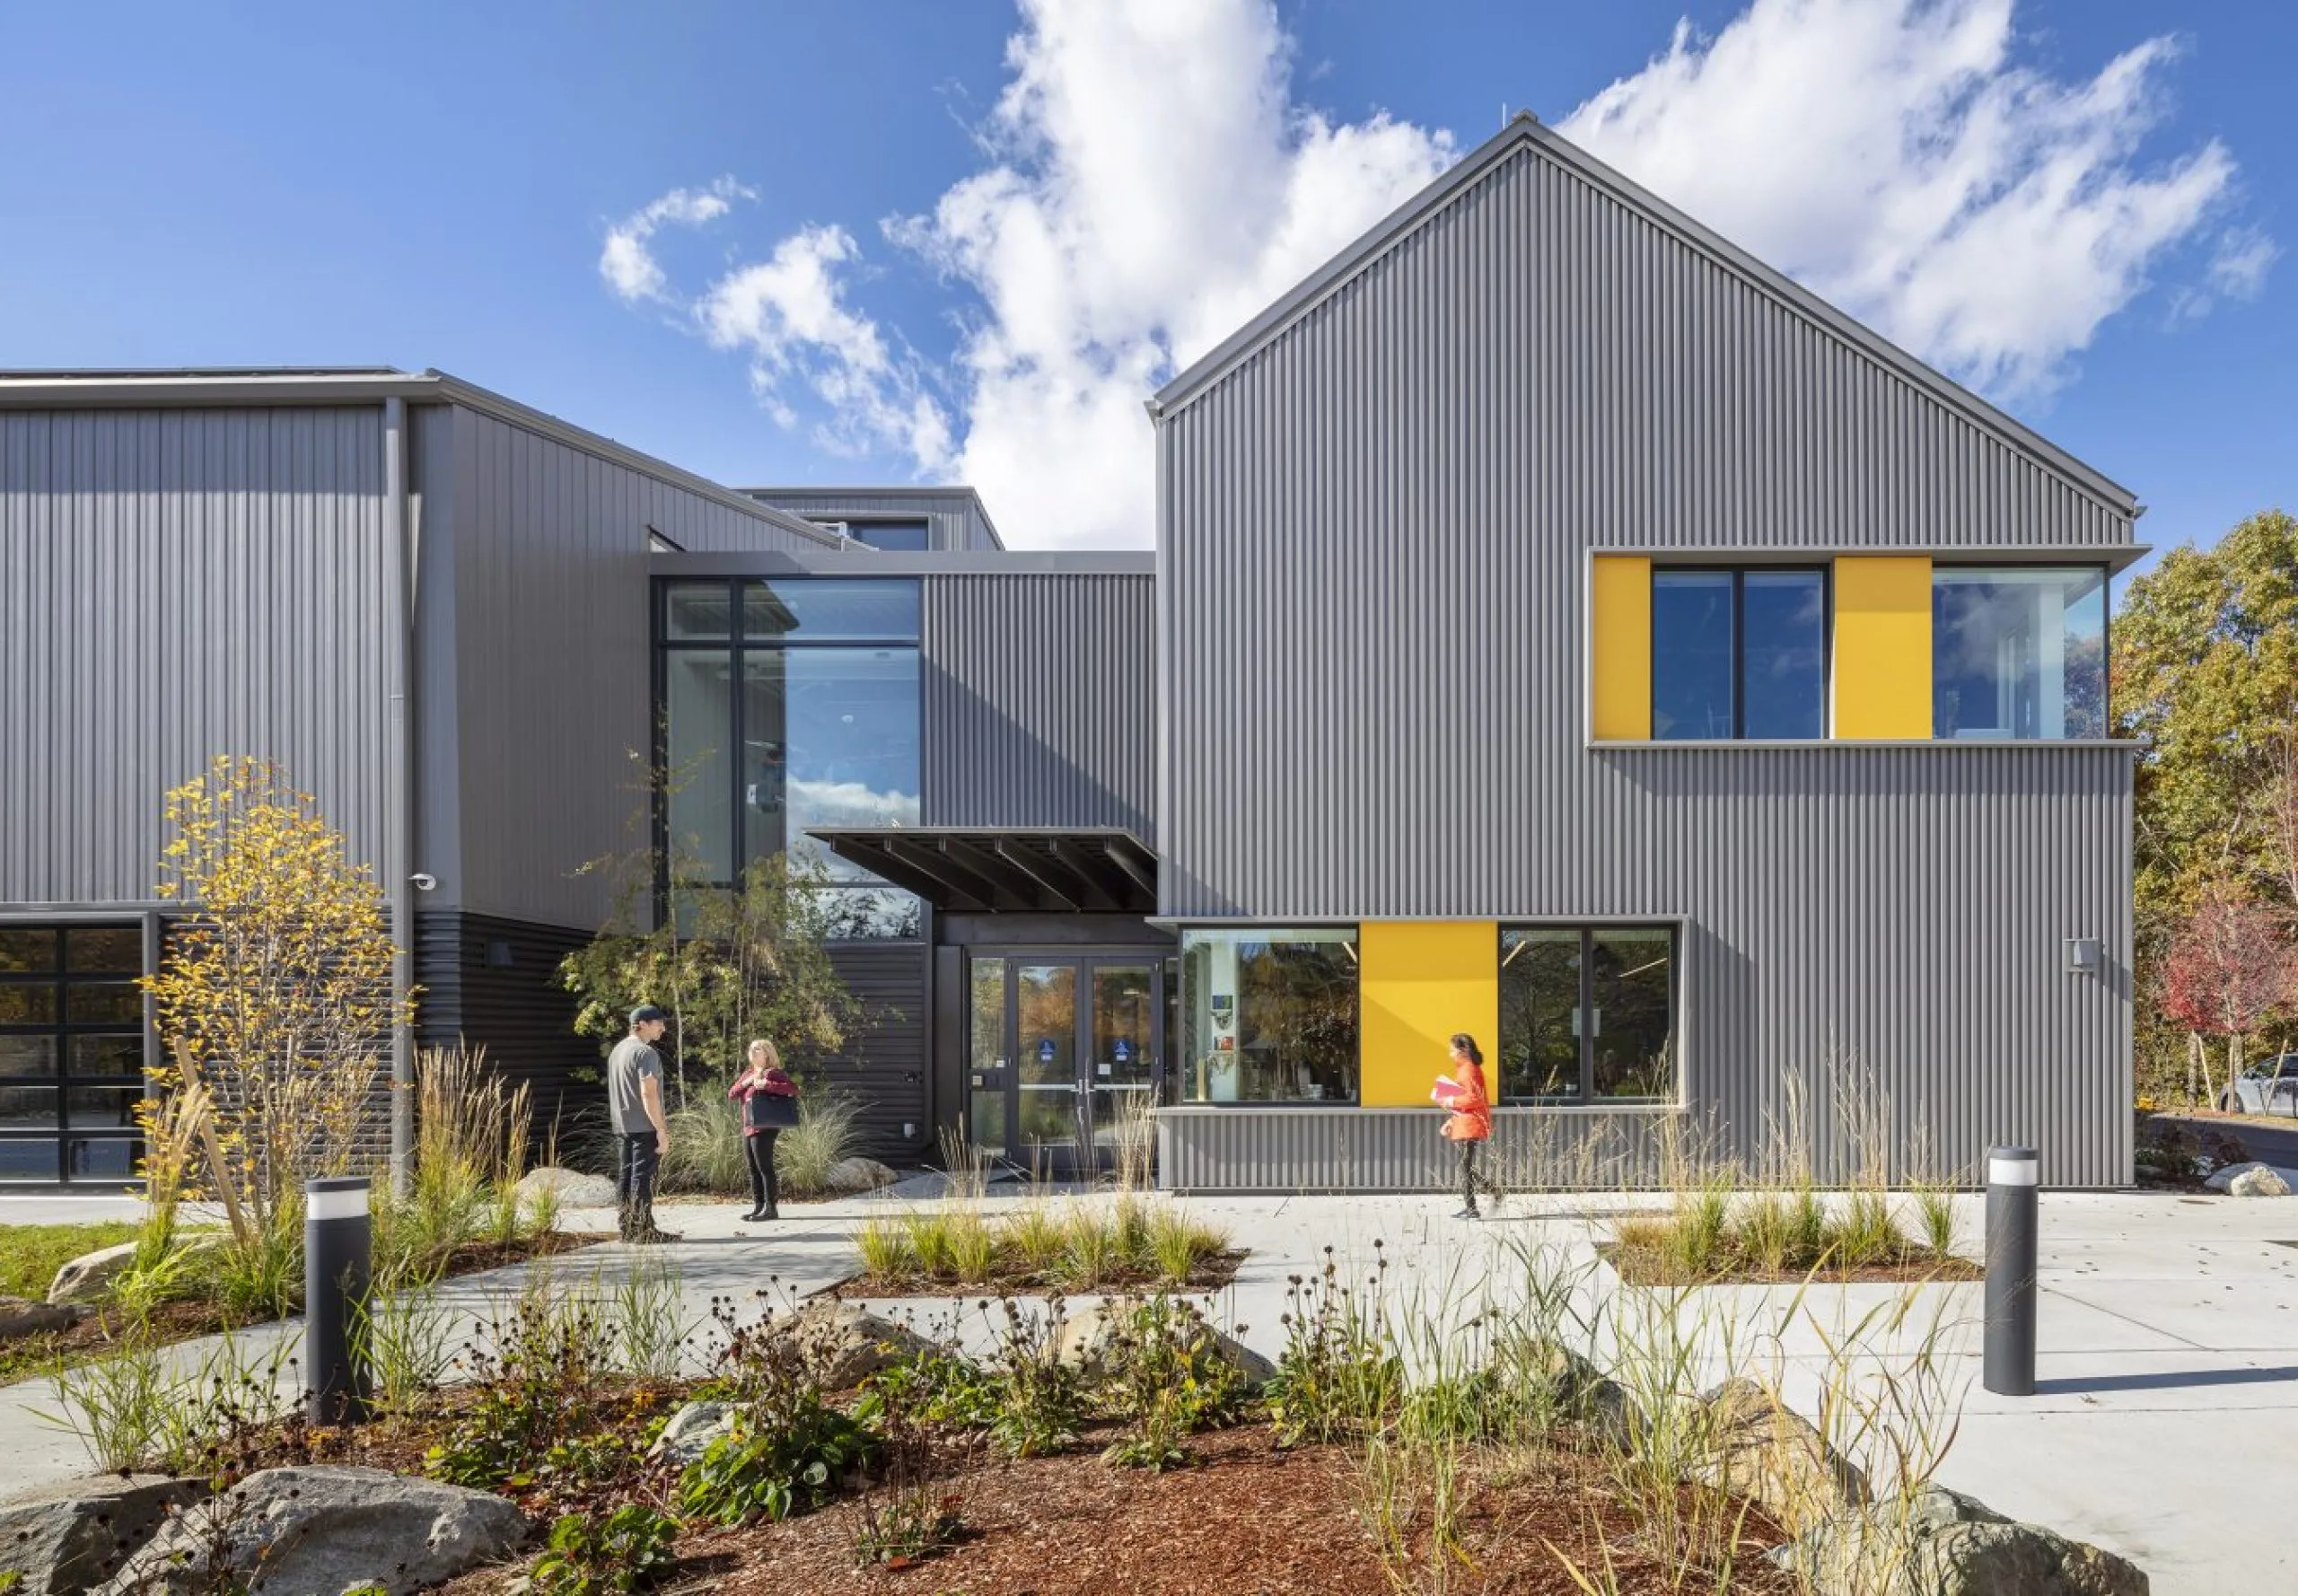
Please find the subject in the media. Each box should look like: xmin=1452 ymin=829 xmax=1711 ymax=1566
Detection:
xmin=1833 ymin=556 xmax=1932 ymax=739
xmin=1358 ymin=922 xmax=1499 ymax=1109
xmin=1592 ymin=556 xmax=1653 ymax=741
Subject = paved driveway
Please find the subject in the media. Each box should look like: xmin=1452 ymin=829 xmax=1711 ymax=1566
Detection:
xmin=2 ymin=1185 xmax=2291 ymax=1592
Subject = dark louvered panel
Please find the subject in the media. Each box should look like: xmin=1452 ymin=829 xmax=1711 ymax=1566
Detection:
xmin=814 ymin=943 xmax=931 ymax=1163
xmin=414 ymin=912 xmax=596 ymax=1144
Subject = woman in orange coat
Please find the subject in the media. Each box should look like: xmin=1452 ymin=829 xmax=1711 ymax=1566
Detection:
xmin=1432 ymin=1032 xmax=1496 ymax=1220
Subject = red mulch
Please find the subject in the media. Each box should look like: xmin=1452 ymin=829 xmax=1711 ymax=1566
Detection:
xmin=427 ymin=1421 xmax=1795 ymax=1596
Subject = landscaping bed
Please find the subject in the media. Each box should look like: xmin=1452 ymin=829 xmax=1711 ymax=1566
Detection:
xmin=12 ymin=1240 xmax=2153 ymax=1596
xmin=844 ymin=1196 xmax=1241 ymax=1296
xmin=1604 ymin=1187 xmax=1978 ymax=1287
xmin=0 ymin=1228 xmax=614 ymax=1386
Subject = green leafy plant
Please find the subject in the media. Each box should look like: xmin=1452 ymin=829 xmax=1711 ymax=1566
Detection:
xmin=1095 ymin=1295 xmax=1250 ymax=1471
xmin=1264 ymin=1248 xmax=1403 ymax=1447
xmin=978 ymin=1296 xmax=1084 ymax=1459
xmin=517 ymin=1504 xmax=679 ymax=1596
xmin=676 ymin=1402 xmax=878 ymax=1525
xmin=427 ymin=1282 xmax=616 ymax=1489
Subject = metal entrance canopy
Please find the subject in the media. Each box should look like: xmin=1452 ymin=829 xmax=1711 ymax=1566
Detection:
xmin=806 ymin=827 xmax=1158 ymax=915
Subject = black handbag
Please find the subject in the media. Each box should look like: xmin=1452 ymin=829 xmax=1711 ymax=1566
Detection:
xmin=747 ymin=1091 xmax=802 ymax=1130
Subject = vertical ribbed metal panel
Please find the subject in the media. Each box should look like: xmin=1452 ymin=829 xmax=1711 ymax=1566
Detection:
xmin=0 ymin=407 xmax=390 ymax=901
xmin=922 ymin=574 xmax=1154 ymax=837
xmin=439 ymin=406 xmax=828 ymax=930
xmin=1159 ymin=145 xmax=2136 ymax=1187
xmin=743 ymin=489 xmax=996 ymax=551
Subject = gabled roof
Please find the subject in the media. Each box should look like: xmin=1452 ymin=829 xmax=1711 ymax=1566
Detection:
xmin=1151 ymin=115 xmax=2136 ymax=514
xmin=0 ymin=366 xmax=846 ymax=548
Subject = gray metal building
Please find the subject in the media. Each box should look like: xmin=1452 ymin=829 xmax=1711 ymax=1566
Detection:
xmin=0 ymin=116 xmax=2137 ymax=1189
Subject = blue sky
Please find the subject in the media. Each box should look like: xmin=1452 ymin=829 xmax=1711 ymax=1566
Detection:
xmin=1 ymin=0 xmax=2287 ymax=557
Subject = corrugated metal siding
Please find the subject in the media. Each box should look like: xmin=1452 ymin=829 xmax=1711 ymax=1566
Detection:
xmin=744 ymin=489 xmax=997 ymax=551
xmin=1159 ymin=143 xmax=2136 ymax=1187
xmin=922 ymin=574 xmax=1154 ymax=839
xmin=1160 ymin=1109 xmax=1680 ymax=1192
xmin=437 ymin=405 xmax=827 ymax=930
xmin=0 ymin=408 xmax=391 ymax=902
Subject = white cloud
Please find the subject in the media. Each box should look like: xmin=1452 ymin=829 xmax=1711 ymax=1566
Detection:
xmin=607 ymin=0 xmax=2258 ymax=548
xmin=886 ymin=0 xmax=1454 ymax=548
xmin=1557 ymin=0 xmax=2238 ymax=399
xmin=697 ymin=225 xmax=954 ymax=469
xmin=600 ymin=177 xmax=754 ymax=303
xmin=2207 ymin=226 xmax=2277 ymax=301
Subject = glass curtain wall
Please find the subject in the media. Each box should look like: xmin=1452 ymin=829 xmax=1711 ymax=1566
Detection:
xmin=658 ymin=579 xmax=923 ymax=935
xmin=1178 ymin=929 xmax=1359 ymax=1103
xmin=1932 ymin=567 xmax=2108 ymax=739
xmin=1497 ymin=925 xmax=1676 ymax=1103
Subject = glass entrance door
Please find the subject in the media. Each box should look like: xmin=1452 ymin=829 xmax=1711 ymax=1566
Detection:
xmin=964 ymin=952 xmax=1164 ymax=1176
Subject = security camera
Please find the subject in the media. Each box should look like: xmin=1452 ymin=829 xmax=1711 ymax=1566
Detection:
xmin=409 ymin=873 xmax=438 ymax=892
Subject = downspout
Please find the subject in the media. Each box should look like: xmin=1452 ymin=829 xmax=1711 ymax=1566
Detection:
xmin=383 ymin=398 xmax=415 ymax=1194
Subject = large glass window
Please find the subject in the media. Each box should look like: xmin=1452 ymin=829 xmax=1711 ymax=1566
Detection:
xmin=1179 ymin=929 xmax=1358 ymax=1104
xmin=657 ymin=579 xmax=922 ymax=937
xmin=1653 ymin=569 xmax=1826 ymax=740
xmin=1497 ymin=925 xmax=1676 ymax=1104
xmin=1933 ymin=567 xmax=2108 ymax=740
xmin=0 ymin=924 xmax=146 ymax=1183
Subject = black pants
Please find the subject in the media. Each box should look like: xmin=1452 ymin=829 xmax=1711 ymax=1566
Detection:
xmin=1458 ymin=1140 xmax=1494 ymax=1211
xmin=744 ymin=1130 xmax=780 ymax=1215
xmin=617 ymin=1131 xmax=660 ymax=1229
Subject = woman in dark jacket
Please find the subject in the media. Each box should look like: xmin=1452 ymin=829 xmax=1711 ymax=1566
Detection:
xmin=728 ymin=1038 xmax=799 ymax=1222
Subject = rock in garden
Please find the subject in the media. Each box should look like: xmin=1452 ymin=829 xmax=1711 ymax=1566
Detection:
xmin=647 ymin=1399 xmax=735 ymax=1466
xmin=0 ymin=1473 xmax=209 ymax=1596
xmin=825 ymin=1156 xmax=899 ymax=1194
xmin=101 ymin=1467 xmax=528 ymax=1596
xmin=1767 ymin=1484 xmax=2148 ymax=1596
xmin=513 ymin=1165 xmax=619 ymax=1210
xmin=48 ymin=1234 xmax=223 ymax=1308
xmin=0 ymin=1296 xmax=91 ymax=1340
xmin=768 ymin=1302 xmax=941 ymax=1390
xmin=1056 ymin=1300 xmax=1277 ymax=1390
xmin=1504 ymin=1339 xmax=1645 ymax=1453
xmin=1697 ymin=1377 xmax=1868 ymax=1535
xmin=2202 ymin=1161 xmax=2292 ymax=1197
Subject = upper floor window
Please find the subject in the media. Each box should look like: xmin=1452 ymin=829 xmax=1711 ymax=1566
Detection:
xmin=1933 ymin=566 xmax=2107 ymax=740
xmin=1652 ymin=568 xmax=1827 ymax=740
xmin=850 ymin=520 xmax=931 ymax=552
xmin=657 ymin=579 xmax=923 ymax=937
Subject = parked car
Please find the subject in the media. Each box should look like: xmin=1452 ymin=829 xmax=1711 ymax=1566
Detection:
xmin=2224 ymin=1057 xmax=2298 ymax=1118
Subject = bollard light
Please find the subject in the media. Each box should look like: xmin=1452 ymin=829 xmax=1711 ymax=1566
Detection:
xmin=304 ymin=1175 xmax=373 ymax=1425
xmin=1983 ymin=1145 xmax=2039 ymax=1397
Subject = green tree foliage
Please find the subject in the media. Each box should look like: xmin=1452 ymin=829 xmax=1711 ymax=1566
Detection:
xmin=2114 ymin=509 xmax=2298 ymax=1097
xmin=559 ymin=851 xmax=865 ymax=1094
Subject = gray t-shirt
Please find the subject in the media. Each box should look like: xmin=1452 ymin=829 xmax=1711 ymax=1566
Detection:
xmin=607 ymin=1035 xmax=663 ymax=1134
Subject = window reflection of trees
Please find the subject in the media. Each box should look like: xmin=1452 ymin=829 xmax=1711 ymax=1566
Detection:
xmin=1497 ymin=927 xmax=1675 ymax=1104
xmin=1236 ymin=942 xmax=1358 ymax=1102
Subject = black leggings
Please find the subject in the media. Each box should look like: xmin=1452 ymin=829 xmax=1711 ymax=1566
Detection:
xmin=745 ymin=1130 xmax=781 ymax=1215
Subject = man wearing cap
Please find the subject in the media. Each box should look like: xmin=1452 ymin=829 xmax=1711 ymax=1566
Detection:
xmin=609 ymin=1004 xmax=680 ymax=1243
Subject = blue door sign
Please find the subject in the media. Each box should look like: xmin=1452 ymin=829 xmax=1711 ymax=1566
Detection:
xmin=1037 ymin=1038 xmax=1057 ymax=1064
xmin=1113 ymin=1039 xmax=1132 ymax=1065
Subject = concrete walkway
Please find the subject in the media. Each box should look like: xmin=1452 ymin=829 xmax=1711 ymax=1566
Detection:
xmin=3 ymin=1186 xmax=2292 ymax=1592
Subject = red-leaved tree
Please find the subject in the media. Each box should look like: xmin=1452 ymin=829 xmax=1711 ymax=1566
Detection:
xmin=2161 ymin=883 xmax=2295 ymax=1108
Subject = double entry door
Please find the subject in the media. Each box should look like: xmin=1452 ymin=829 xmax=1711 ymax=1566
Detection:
xmin=967 ymin=952 xmax=1166 ymax=1176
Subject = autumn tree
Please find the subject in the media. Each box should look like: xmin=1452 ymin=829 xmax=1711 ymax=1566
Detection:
xmin=2112 ymin=508 xmax=2298 ymax=1099
xmin=2159 ymin=884 xmax=2294 ymax=1109
xmin=141 ymin=757 xmax=413 ymax=1231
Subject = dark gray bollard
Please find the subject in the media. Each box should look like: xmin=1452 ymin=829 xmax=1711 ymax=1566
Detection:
xmin=304 ymin=1175 xmax=373 ymax=1425
xmin=1983 ymin=1145 xmax=2039 ymax=1397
